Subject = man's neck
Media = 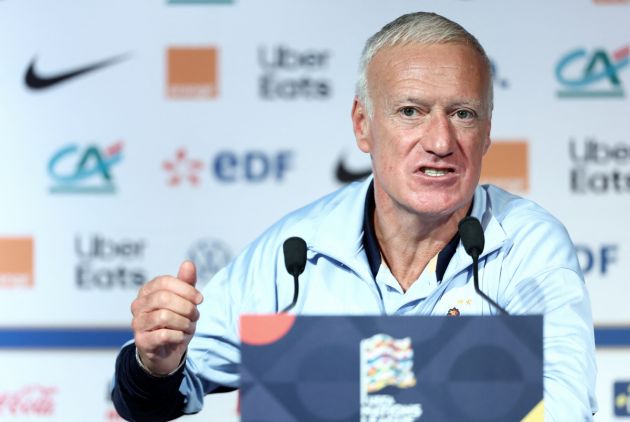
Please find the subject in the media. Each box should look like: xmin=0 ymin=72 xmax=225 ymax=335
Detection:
xmin=372 ymin=192 xmax=471 ymax=292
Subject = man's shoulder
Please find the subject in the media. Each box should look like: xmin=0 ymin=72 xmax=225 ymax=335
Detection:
xmin=480 ymin=184 xmax=581 ymax=275
xmin=481 ymin=184 xmax=561 ymax=224
xmin=249 ymin=178 xmax=370 ymax=248
xmin=480 ymin=184 xmax=569 ymax=242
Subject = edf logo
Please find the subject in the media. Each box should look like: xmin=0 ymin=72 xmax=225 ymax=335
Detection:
xmin=575 ymin=244 xmax=618 ymax=275
xmin=556 ymin=45 xmax=629 ymax=98
xmin=213 ymin=150 xmax=293 ymax=182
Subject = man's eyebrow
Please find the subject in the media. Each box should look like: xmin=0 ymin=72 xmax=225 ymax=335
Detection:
xmin=390 ymin=97 xmax=429 ymax=107
xmin=451 ymin=98 xmax=483 ymax=108
xmin=390 ymin=97 xmax=485 ymax=109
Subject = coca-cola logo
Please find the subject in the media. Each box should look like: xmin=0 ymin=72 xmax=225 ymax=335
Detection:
xmin=105 ymin=407 xmax=124 ymax=421
xmin=0 ymin=384 xmax=57 ymax=416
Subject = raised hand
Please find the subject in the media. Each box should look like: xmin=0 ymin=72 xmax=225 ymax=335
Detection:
xmin=131 ymin=260 xmax=203 ymax=375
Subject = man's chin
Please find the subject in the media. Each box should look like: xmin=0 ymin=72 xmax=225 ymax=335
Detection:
xmin=406 ymin=198 xmax=472 ymax=220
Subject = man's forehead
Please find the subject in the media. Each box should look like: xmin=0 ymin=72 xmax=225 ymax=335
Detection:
xmin=368 ymin=43 xmax=489 ymax=89
xmin=368 ymin=42 xmax=490 ymax=89
xmin=371 ymin=41 xmax=484 ymax=64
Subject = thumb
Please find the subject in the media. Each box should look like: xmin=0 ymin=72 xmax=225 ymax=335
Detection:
xmin=177 ymin=260 xmax=197 ymax=286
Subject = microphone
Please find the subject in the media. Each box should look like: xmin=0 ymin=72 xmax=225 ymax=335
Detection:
xmin=280 ymin=237 xmax=307 ymax=313
xmin=458 ymin=216 xmax=509 ymax=315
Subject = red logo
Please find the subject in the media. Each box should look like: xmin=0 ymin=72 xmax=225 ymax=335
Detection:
xmin=163 ymin=148 xmax=205 ymax=186
xmin=0 ymin=385 xmax=58 ymax=417
xmin=105 ymin=407 xmax=124 ymax=421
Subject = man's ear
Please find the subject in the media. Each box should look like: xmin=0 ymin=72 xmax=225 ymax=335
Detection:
xmin=352 ymin=97 xmax=371 ymax=153
xmin=482 ymin=121 xmax=491 ymax=155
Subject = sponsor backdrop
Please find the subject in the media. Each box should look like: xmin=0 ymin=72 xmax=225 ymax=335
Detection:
xmin=0 ymin=0 xmax=628 ymax=420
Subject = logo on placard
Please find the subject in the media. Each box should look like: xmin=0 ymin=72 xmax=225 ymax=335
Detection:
xmin=167 ymin=47 xmax=219 ymax=99
xmin=187 ymin=238 xmax=232 ymax=287
xmin=48 ymin=141 xmax=123 ymax=194
xmin=615 ymin=381 xmax=630 ymax=416
xmin=25 ymin=54 xmax=129 ymax=91
xmin=258 ymin=45 xmax=332 ymax=100
xmin=0 ymin=385 xmax=58 ymax=417
xmin=163 ymin=148 xmax=204 ymax=186
xmin=480 ymin=140 xmax=529 ymax=192
xmin=0 ymin=237 xmax=34 ymax=288
xmin=360 ymin=334 xmax=422 ymax=420
xmin=575 ymin=243 xmax=618 ymax=275
xmin=569 ymin=137 xmax=630 ymax=193
xmin=75 ymin=234 xmax=147 ymax=289
xmin=556 ymin=45 xmax=629 ymax=98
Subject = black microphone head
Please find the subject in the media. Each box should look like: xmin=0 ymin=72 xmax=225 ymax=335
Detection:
xmin=458 ymin=216 xmax=485 ymax=258
xmin=283 ymin=237 xmax=307 ymax=277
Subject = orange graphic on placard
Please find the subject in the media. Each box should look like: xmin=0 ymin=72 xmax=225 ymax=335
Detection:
xmin=240 ymin=314 xmax=296 ymax=346
xmin=0 ymin=237 xmax=34 ymax=287
xmin=480 ymin=141 xmax=529 ymax=192
xmin=167 ymin=47 xmax=218 ymax=99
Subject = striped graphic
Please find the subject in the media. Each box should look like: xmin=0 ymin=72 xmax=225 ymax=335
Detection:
xmin=360 ymin=334 xmax=416 ymax=396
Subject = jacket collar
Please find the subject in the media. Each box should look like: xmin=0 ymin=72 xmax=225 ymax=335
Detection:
xmin=307 ymin=179 xmax=508 ymax=281
xmin=307 ymin=177 xmax=374 ymax=279
xmin=443 ymin=185 xmax=508 ymax=280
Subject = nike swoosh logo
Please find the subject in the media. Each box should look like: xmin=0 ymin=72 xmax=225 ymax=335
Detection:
xmin=24 ymin=53 xmax=130 ymax=90
xmin=335 ymin=156 xmax=372 ymax=183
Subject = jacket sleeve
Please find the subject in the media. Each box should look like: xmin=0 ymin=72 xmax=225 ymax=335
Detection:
xmin=110 ymin=231 xmax=284 ymax=420
xmin=111 ymin=343 xmax=187 ymax=422
xmin=498 ymin=210 xmax=598 ymax=420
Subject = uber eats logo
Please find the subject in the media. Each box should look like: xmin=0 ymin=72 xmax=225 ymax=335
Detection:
xmin=569 ymin=137 xmax=630 ymax=193
xmin=75 ymin=234 xmax=147 ymax=289
xmin=258 ymin=45 xmax=332 ymax=100
xmin=556 ymin=45 xmax=629 ymax=98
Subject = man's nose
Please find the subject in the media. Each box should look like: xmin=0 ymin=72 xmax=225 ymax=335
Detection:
xmin=421 ymin=113 xmax=455 ymax=157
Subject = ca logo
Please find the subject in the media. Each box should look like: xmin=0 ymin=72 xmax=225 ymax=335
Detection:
xmin=48 ymin=142 xmax=124 ymax=194
xmin=556 ymin=46 xmax=629 ymax=98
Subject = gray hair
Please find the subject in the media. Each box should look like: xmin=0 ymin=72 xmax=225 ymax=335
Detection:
xmin=356 ymin=12 xmax=494 ymax=116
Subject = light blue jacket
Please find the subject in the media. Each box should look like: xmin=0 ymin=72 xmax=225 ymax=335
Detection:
xmin=182 ymin=177 xmax=597 ymax=420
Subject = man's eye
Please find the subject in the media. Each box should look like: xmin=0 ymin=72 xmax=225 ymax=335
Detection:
xmin=401 ymin=107 xmax=417 ymax=117
xmin=455 ymin=110 xmax=475 ymax=119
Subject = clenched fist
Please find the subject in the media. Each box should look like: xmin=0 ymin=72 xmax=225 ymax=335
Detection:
xmin=131 ymin=260 xmax=203 ymax=376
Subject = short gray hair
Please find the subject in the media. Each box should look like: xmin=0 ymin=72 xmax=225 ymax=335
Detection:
xmin=356 ymin=12 xmax=493 ymax=116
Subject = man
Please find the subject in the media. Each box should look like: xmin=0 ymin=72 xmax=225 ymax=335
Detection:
xmin=112 ymin=12 xmax=597 ymax=420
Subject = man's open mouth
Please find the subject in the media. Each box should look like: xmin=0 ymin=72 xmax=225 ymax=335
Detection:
xmin=420 ymin=167 xmax=453 ymax=177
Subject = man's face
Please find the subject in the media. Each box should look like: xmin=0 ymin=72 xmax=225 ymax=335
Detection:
xmin=352 ymin=42 xmax=492 ymax=219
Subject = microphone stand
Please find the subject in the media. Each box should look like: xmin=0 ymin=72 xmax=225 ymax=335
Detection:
xmin=471 ymin=251 xmax=508 ymax=315
xmin=281 ymin=272 xmax=299 ymax=313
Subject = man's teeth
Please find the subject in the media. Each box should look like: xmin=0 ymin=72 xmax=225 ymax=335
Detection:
xmin=422 ymin=168 xmax=449 ymax=177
